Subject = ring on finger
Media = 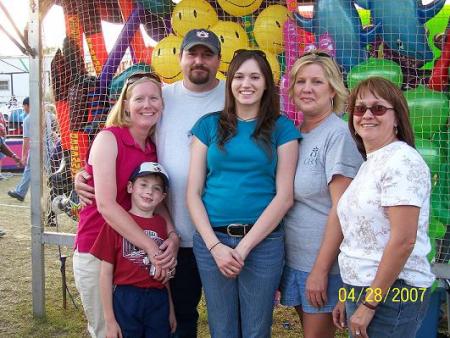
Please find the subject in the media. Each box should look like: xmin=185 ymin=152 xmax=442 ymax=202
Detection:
xmin=355 ymin=331 xmax=361 ymax=336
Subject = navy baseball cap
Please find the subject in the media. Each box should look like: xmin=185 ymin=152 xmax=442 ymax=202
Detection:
xmin=129 ymin=162 xmax=169 ymax=188
xmin=181 ymin=29 xmax=221 ymax=55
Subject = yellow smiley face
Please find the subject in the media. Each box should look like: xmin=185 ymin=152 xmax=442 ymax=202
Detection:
xmin=253 ymin=5 xmax=289 ymax=55
xmin=217 ymin=0 xmax=263 ymax=16
xmin=151 ymin=35 xmax=183 ymax=84
xmin=171 ymin=0 xmax=218 ymax=37
xmin=211 ymin=21 xmax=249 ymax=73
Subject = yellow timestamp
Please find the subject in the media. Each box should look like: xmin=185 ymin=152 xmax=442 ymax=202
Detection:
xmin=338 ymin=287 xmax=427 ymax=303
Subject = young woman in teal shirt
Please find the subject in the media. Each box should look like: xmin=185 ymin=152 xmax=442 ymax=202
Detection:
xmin=187 ymin=49 xmax=301 ymax=338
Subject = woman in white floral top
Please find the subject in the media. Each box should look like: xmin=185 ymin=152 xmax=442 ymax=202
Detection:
xmin=333 ymin=77 xmax=435 ymax=338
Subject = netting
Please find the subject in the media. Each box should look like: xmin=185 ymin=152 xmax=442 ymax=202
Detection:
xmin=41 ymin=0 xmax=449 ymax=269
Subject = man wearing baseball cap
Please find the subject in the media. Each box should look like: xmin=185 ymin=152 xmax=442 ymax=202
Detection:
xmin=157 ymin=29 xmax=225 ymax=337
xmin=76 ymin=28 xmax=226 ymax=337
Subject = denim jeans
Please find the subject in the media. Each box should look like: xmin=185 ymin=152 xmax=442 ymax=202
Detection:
xmin=344 ymin=280 xmax=431 ymax=338
xmin=113 ymin=285 xmax=170 ymax=338
xmin=14 ymin=155 xmax=30 ymax=198
xmin=193 ymin=229 xmax=284 ymax=338
xmin=170 ymin=248 xmax=202 ymax=338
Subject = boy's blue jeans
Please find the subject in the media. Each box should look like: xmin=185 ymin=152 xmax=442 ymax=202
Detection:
xmin=113 ymin=285 xmax=170 ymax=338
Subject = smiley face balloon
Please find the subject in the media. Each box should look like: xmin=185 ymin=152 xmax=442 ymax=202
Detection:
xmin=211 ymin=21 xmax=249 ymax=72
xmin=151 ymin=35 xmax=183 ymax=83
xmin=253 ymin=5 xmax=289 ymax=55
xmin=171 ymin=0 xmax=219 ymax=37
xmin=217 ymin=0 xmax=264 ymax=16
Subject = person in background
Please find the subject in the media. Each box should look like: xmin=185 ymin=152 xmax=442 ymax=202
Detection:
xmin=75 ymin=28 xmax=225 ymax=338
xmin=0 ymin=111 xmax=7 ymax=180
xmin=91 ymin=162 xmax=176 ymax=338
xmin=8 ymin=97 xmax=30 ymax=202
xmin=73 ymin=73 xmax=178 ymax=338
xmin=187 ymin=49 xmax=301 ymax=337
xmin=280 ymin=51 xmax=362 ymax=338
xmin=0 ymin=126 xmax=24 ymax=237
xmin=333 ymin=77 xmax=434 ymax=338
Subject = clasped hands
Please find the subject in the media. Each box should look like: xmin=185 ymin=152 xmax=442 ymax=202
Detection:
xmin=210 ymin=243 xmax=245 ymax=278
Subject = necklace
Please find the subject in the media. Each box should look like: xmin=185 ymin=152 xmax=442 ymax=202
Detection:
xmin=237 ymin=115 xmax=258 ymax=122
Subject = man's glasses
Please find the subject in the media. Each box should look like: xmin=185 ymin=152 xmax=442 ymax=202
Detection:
xmin=353 ymin=104 xmax=394 ymax=116
xmin=233 ymin=49 xmax=267 ymax=59
xmin=126 ymin=72 xmax=161 ymax=86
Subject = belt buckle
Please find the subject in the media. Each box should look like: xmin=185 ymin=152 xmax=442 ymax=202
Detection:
xmin=226 ymin=223 xmax=245 ymax=237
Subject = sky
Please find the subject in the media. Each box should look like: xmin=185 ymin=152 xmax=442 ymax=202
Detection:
xmin=0 ymin=0 xmax=445 ymax=56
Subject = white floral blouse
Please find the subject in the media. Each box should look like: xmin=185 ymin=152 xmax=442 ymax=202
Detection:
xmin=337 ymin=141 xmax=435 ymax=288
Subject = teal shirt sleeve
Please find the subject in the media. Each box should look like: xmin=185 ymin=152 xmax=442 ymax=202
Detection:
xmin=191 ymin=112 xmax=220 ymax=146
xmin=274 ymin=115 xmax=302 ymax=146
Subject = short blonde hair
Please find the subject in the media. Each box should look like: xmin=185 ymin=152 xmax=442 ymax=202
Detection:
xmin=106 ymin=77 xmax=162 ymax=136
xmin=288 ymin=53 xmax=348 ymax=113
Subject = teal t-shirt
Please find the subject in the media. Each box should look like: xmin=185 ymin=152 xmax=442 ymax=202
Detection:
xmin=191 ymin=112 xmax=302 ymax=227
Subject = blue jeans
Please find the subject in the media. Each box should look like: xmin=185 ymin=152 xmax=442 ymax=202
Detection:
xmin=113 ymin=285 xmax=170 ymax=338
xmin=344 ymin=280 xmax=431 ymax=338
xmin=170 ymin=248 xmax=202 ymax=338
xmin=14 ymin=155 xmax=30 ymax=198
xmin=193 ymin=229 xmax=284 ymax=338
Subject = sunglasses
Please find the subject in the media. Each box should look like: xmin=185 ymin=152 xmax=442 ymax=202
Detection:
xmin=126 ymin=72 xmax=161 ymax=86
xmin=233 ymin=49 xmax=267 ymax=59
xmin=301 ymin=50 xmax=332 ymax=58
xmin=353 ymin=104 xmax=394 ymax=116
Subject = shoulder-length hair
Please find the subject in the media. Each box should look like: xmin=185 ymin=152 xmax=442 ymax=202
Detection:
xmin=347 ymin=76 xmax=415 ymax=159
xmin=106 ymin=76 xmax=162 ymax=137
xmin=218 ymin=49 xmax=279 ymax=154
xmin=288 ymin=52 xmax=348 ymax=113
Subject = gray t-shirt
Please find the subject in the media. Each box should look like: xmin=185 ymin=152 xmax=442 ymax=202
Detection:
xmin=284 ymin=113 xmax=362 ymax=274
xmin=156 ymin=80 xmax=225 ymax=247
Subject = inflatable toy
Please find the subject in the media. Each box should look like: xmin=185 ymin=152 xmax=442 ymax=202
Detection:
xmin=416 ymin=138 xmax=443 ymax=174
xmin=171 ymin=0 xmax=218 ymax=37
xmin=253 ymin=5 xmax=289 ymax=55
xmin=109 ymin=63 xmax=152 ymax=100
xmin=137 ymin=0 xmax=173 ymax=15
xmin=217 ymin=0 xmax=263 ymax=17
xmin=294 ymin=0 xmax=377 ymax=73
xmin=347 ymin=58 xmax=403 ymax=90
xmin=429 ymin=217 xmax=446 ymax=239
xmin=211 ymin=21 xmax=249 ymax=72
xmin=404 ymin=85 xmax=449 ymax=139
xmin=151 ymin=35 xmax=184 ymax=83
xmin=355 ymin=0 xmax=445 ymax=62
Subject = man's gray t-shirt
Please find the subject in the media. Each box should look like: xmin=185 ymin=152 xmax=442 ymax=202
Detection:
xmin=156 ymin=80 xmax=225 ymax=248
xmin=284 ymin=113 xmax=362 ymax=274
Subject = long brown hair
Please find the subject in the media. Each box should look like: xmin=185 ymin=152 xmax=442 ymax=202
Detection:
xmin=218 ymin=49 xmax=279 ymax=156
xmin=347 ymin=77 xmax=415 ymax=159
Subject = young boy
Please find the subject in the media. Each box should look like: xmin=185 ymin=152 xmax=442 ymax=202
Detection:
xmin=90 ymin=162 xmax=176 ymax=338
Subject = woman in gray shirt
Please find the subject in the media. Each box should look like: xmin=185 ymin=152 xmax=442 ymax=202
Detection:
xmin=280 ymin=51 xmax=362 ymax=338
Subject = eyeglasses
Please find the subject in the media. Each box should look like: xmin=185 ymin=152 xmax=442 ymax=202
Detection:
xmin=126 ymin=72 xmax=161 ymax=86
xmin=353 ymin=104 xmax=394 ymax=116
xmin=232 ymin=49 xmax=267 ymax=59
xmin=301 ymin=50 xmax=332 ymax=59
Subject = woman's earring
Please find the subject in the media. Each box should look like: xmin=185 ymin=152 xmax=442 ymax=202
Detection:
xmin=330 ymin=98 xmax=334 ymax=109
xmin=354 ymin=130 xmax=358 ymax=136
xmin=394 ymin=126 xmax=398 ymax=135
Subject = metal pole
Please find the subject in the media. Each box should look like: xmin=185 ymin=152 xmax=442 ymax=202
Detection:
xmin=29 ymin=0 xmax=45 ymax=318
xmin=60 ymin=255 xmax=67 ymax=309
